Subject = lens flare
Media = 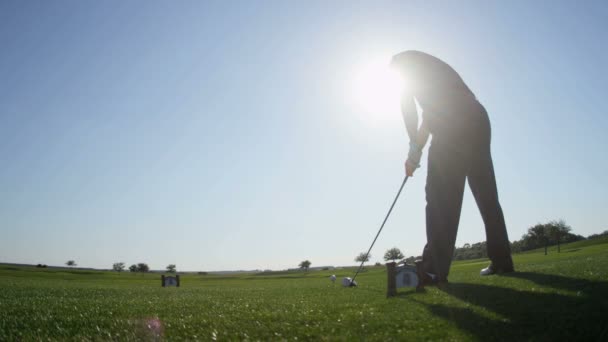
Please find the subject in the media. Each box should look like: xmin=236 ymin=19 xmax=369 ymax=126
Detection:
xmin=350 ymin=57 xmax=404 ymax=122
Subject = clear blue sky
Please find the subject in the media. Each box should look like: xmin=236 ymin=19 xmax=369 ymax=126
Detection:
xmin=1 ymin=1 xmax=607 ymax=271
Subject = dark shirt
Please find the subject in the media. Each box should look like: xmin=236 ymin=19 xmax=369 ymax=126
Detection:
xmin=391 ymin=50 xmax=485 ymax=140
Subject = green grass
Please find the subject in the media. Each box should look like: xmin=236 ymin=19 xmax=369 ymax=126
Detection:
xmin=1 ymin=239 xmax=608 ymax=341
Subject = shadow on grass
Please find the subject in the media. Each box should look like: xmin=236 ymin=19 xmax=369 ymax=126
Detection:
xmin=502 ymin=272 xmax=592 ymax=292
xmin=394 ymin=289 xmax=419 ymax=298
xmin=322 ymin=283 xmax=386 ymax=296
xmin=423 ymin=273 xmax=608 ymax=340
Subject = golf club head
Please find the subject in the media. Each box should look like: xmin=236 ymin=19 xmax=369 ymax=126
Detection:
xmin=342 ymin=277 xmax=357 ymax=287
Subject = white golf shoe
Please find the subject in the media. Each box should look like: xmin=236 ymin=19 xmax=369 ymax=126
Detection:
xmin=480 ymin=265 xmax=494 ymax=276
xmin=480 ymin=263 xmax=514 ymax=276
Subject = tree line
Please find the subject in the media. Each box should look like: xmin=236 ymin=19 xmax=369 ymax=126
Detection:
xmin=61 ymin=261 xmax=178 ymax=273
xmin=69 ymin=219 xmax=607 ymax=274
xmin=111 ymin=262 xmax=176 ymax=274
xmin=297 ymin=247 xmax=411 ymax=271
xmin=453 ymin=220 xmax=607 ymax=261
xmin=57 ymin=262 xmax=178 ymax=274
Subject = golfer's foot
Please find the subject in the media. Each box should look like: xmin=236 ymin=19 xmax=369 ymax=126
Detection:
xmin=415 ymin=261 xmax=447 ymax=290
xmin=480 ymin=263 xmax=514 ymax=276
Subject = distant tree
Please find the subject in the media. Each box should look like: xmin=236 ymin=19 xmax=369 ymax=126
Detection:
xmin=405 ymin=256 xmax=417 ymax=264
xmin=166 ymin=264 xmax=176 ymax=273
xmin=383 ymin=247 xmax=405 ymax=262
xmin=113 ymin=262 xmax=125 ymax=272
xmin=374 ymin=262 xmax=382 ymax=267
xmin=299 ymin=260 xmax=311 ymax=272
xmin=66 ymin=260 xmax=77 ymax=267
xmin=129 ymin=264 xmax=138 ymax=273
xmin=517 ymin=220 xmax=582 ymax=254
xmin=453 ymin=242 xmax=487 ymax=260
xmin=526 ymin=224 xmax=550 ymax=255
xmin=355 ymin=252 xmax=371 ymax=263
xmin=510 ymin=239 xmax=524 ymax=253
xmin=137 ymin=263 xmax=150 ymax=273
xmin=547 ymin=219 xmax=572 ymax=253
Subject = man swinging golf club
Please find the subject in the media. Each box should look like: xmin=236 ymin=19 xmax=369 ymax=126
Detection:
xmin=391 ymin=51 xmax=514 ymax=288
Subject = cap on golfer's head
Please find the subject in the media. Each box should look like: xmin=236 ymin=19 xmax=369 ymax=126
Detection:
xmin=390 ymin=50 xmax=431 ymax=86
xmin=390 ymin=50 xmax=422 ymax=70
xmin=391 ymin=50 xmax=463 ymax=89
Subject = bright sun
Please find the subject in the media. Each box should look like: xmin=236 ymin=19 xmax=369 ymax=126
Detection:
xmin=351 ymin=57 xmax=404 ymax=122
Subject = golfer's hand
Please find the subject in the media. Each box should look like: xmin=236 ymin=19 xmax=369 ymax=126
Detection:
xmin=405 ymin=141 xmax=422 ymax=177
xmin=405 ymin=159 xmax=417 ymax=177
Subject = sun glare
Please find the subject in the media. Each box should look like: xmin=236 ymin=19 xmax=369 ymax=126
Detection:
xmin=351 ymin=57 xmax=404 ymax=122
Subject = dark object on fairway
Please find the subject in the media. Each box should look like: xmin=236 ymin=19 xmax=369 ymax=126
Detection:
xmin=161 ymin=275 xmax=180 ymax=287
xmin=387 ymin=262 xmax=419 ymax=296
xmin=350 ymin=176 xmax=409 ymax=286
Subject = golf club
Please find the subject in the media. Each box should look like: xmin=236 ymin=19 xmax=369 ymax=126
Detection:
xmin=350 ymin=175 xmax=409 ymax=286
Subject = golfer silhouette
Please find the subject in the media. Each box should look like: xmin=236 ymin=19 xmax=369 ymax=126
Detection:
xmin=390 ymin=51 xmax=514 ymax=287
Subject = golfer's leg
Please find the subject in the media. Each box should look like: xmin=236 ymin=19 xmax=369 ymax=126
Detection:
xmin=424 ymin=143 xmax=467 ymax=281
xmin=468 ymin=149 xmax=513 ymax=269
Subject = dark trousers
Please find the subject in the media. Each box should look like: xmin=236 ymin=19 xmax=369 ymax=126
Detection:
xmin=421 ymin=104 xmax=512 ymax=280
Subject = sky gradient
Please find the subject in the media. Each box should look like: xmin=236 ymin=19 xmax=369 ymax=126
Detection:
xmin=1 ymin=1 xmax=607 ymax=271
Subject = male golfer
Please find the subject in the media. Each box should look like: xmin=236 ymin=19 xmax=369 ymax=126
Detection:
xmin=390 ymin=51 xmax=514 ymax=287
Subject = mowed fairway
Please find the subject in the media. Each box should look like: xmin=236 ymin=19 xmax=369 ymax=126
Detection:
xmin=2 ymin=239 xmax=608 ymax=341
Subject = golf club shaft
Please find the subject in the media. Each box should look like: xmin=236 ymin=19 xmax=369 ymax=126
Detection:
xmin=351 ymin=175 xmax=409 ymax=284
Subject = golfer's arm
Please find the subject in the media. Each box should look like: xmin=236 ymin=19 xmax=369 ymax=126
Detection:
xmin=401 ymin=95 xmax=418 ymax=143
xmin=416 ymin=121 xmax=430 ymax=150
